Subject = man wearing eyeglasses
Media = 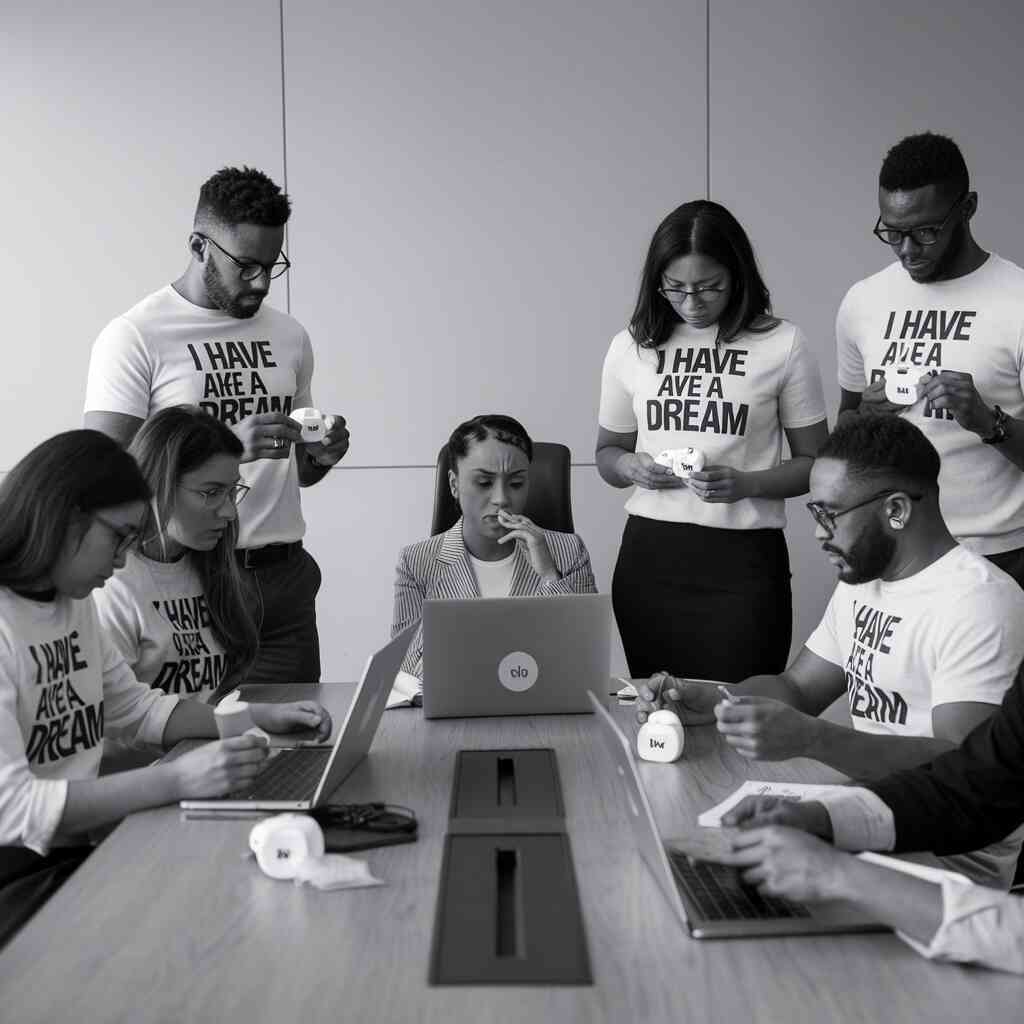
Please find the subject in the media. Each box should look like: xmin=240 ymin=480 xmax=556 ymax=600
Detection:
xmin=637 ymin=415 xmax=1024 ymax=886
xmin=84 ymin=167 xmax=350 ymax=684
xmin=836 ymin=131 xmax=1024 ymax=588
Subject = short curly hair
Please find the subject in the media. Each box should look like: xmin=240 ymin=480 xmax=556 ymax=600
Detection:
xmin=879 ymin=132 xmax=969 ymax=199
xmin=194 ymin=166 xmax=291 ymax=229
xmin=447 ymin=414 xmax=534 ymax=466
xmin=818 ymin=415 xmax=940 ymax=493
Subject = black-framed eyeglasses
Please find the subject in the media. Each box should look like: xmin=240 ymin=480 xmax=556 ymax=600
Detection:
xmin=196 ymin=233 xmax=291 ymax=281
xmin=806 ymin=490 xmax=923 ymax=533
xmin=872 ymin=190 xmax=968 ymax=247
xmin=180 ymin=482 xmax=251 ymax=509
xmin=658 ymin=283 xmax=728 ymax=302
xmin=92 ymin=512 xmax=141 ymax=557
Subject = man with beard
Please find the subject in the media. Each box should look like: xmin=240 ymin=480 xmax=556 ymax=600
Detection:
xmin=837 ymin=132 xmax=1024 ymax=587
xmin=84 ymin=167 xmax=349 ymax=684
xmin=637 ymin=415 xmax=1024 ymax=886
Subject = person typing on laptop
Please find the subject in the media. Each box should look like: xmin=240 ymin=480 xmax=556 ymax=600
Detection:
xmin=637 ymin=416 xmax=1024 ymax=887
xmin=390 ymin=414 xmax=596 ymax=700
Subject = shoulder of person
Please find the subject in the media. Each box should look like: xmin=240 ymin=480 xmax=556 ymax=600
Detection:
xmin=838 ymin=263 xmax=903 ymax=312
xmin=929 ymin=547 xmax=1024 ymax=620
xmin=398 ymin=532 xmax=448 ymax=568
xmin=540 ymin=529 xmax=589 ymax=562
xmin=606 ymin=327 xmax=653 ymax=361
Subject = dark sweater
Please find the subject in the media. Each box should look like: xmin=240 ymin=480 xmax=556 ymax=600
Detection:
xmin=870 ymin=660 xmax=1024 ymax=854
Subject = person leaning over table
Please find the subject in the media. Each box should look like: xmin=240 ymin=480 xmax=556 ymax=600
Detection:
xmin=637 ymin=415 xmax=1024 ymax=888
xmin=390 ymin=414 xmax=596 ymax=701
xmin=716 ymin=656 xmax=1024 ymax=974
xmin=596 ymin=200 xmax=828 ymax=684
xmin=0 ymin=430 xmax=330 ymax=948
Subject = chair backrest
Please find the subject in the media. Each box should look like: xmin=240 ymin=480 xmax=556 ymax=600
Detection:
xmin=430 ymin=441 xmax=575 ymax=536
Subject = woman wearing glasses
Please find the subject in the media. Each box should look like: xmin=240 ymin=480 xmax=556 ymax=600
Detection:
xmin=0 ymin=426 xmax=328 ymax=947
xmin=596 ymin=200 xmax=828 ymax=683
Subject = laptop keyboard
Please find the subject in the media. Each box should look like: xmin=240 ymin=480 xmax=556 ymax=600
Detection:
xmin=231 ymin=747 xmax=332 ymax=801
xmin=669 ymin=851 xmax=811 ymax=921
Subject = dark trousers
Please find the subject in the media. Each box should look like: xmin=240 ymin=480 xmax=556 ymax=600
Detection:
xmin=612 ymin=516 xmax=792 ymax=683
xmin=239 ymin=545 xmax=323 ymax=684
xmin=0 ymin=846 xmax=91 ymax=951
xmin=986 ymin=545 xmax=1024 ymax=590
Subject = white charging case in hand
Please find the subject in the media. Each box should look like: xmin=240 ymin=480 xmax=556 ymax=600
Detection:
xmin=654 ymin=447 xmax=706 ymax=479
xmin=884 ymin=366 xmax=922 ymax=405
xmin=637 ymin=709 xmax=685 ymax=763
xmin=290 ymin=407 xmax=328 ymax=445
xmin=249 ymin=814 xmax=326 ymax=880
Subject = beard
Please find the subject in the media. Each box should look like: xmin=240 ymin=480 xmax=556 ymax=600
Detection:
xmin=202 ymin=259 xmax=264 ymax=319
xmin=824 ymin=520 xmax=896 ymax=585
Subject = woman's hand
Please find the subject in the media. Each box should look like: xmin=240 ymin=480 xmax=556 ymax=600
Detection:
xmin=618 ymin=452 xmax=688 ymax=490
xmin=496 ymin=510 xmax=559 ymax=581
xmin=250 ymin=701 xmax=332 ymax=742
xmin=171 ymin=735 xmax=270 ymax=798
xmin=687 ymin=465 xmax=754 ymax=503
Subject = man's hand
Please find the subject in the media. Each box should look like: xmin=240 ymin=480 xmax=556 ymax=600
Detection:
xmin=858 ymin=376 xmax=908 ymax=417
xmin=687 ymin=465 xmax=754 ymax=503
xmin=234 ymin=412 xmax=302 ymax=463
xmin=917 ymin=370 xmax=994 ymax=435
xmin=250 ymin=701 xmax=332 ymax=743
xmin=618 ymin=452 xmax=687 ymax=490
xmin=717 ymin=826 xmax=851 ymax=903
xmin=721 ymin=796 xmax=834 ymax=839
xmin=636 ymin=671 xmax=719 ymax=725
xmin=310 ymin=414 xmax=351 ymax=467
xmin=714 ymin=696 xmax=819 ymax=760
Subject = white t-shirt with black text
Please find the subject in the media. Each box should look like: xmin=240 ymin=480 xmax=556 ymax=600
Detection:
xmin=837 ymin=254 xmax=1024 ymax=555
xmin=84 ymin=285 xmax=316 ymax=549
xmin=599 ymin=320 xmax=826 ymax=529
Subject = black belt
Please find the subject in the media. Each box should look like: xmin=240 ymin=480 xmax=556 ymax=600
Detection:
xmin=236 ymin=541 xmax=303 ymax=569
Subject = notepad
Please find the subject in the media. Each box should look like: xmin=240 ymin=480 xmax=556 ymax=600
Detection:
xmin=698 ymin=780 xmax=848 ymax=827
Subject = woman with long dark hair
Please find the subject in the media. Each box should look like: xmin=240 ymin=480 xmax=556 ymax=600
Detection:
xmin=0 ymin=429 xmax=328 ymax=944
xmin=596 ymin=200 xmax=828 ymax=682
xmin=95 ymin=406 xmax=259 ymax=700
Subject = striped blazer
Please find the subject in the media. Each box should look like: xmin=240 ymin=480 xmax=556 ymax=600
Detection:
xmin=391 ymin=518 xmax=598 ymax=679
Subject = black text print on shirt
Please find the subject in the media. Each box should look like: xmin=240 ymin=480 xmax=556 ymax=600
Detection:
xmin=646 ymin=347 xmax=749 ymax=435
xmin=187 ymin=340 xmax=293 ymax=425
xmin=845 ymin=602 xmax=908 ymax=726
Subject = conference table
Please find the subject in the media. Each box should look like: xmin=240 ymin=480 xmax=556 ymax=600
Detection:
xmin=1 ymin=682 xmax=1020 ymax=1023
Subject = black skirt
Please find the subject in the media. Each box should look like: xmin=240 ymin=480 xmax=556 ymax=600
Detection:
xmin=612 ymin=515 xmax=792 ymax=683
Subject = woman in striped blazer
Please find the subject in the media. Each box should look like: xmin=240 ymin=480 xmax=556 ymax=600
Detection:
xmin=391 ymin=415 xmax=597 ymax=690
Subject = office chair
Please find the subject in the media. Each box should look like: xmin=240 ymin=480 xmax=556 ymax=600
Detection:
xmin=430 ymin=441 xmax=575 ymax=536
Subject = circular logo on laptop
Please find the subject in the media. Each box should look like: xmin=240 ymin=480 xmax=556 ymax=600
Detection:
xmin=498 ymin=651 xmax=539 ymax=692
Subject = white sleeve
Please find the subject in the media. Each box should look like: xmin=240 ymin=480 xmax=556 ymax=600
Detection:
xmin=83 ymin=316 xmax=153 ymax=417
xmin=777 ymin=326 xmax=827 ymax=428
xmin=897 ymin=875 xmax=1024 ymax=973
xmin=98 ymin=621 xmax=179 ymax=747
xmin=0 ymin=668 xmax=68 ymax=854
xmin=803 ymin=587 xmax=844 ymax=667
xmin=293 ymin=329 xmax=315 ymax=411
xmin=92 ymin=580 xmax=142 ymax=674
xmin=836 ymin=285 xmax=867 ymax=393
xmin=930 ymin=591 xmax=1024 ymax=708
xmin=820 ymin=786 xmax=896 ymax=851
xmin=597 ymin=333 xmax=638 ymax=432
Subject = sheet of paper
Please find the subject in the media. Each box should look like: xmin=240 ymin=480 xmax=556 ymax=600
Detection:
xmin=698 ymin=780 xmax=848 ymax=827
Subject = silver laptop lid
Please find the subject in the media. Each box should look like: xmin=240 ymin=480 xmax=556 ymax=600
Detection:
xmin=309 ymin=622 xmax=417 ymax=806
xmin=587 ymin=692 xmax=691 ymax=927
xmin=422 ymin=593 xmax=610 ymax=718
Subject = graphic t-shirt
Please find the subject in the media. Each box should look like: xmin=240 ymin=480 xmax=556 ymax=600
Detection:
xmin=598 ymin=320 xmax=826 ymax=529
xmin=84 ymin=285 xmax=315 ymax=549
xmin=0 ymin=589 xmax=179 ymax=854
xmin=468 ymin=552 xmax=516 ymax=598
xmin=837 ymin=254 xmax=1024 ymax=555
xmin=94 ymin=551 xmax=229 ymax=702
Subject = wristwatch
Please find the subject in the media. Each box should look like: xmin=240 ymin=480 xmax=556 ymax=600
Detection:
xmin=981 ymin=405 xmax=1011 ymax=445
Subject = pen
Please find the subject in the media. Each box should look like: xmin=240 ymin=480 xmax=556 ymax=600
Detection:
xmin=717 ymin=685 xmax=739 ymax=705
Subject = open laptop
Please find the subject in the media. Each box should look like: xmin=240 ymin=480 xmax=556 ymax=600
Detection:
xmin=587 ymin=692 xmax=887 ymax=938
xmin=422 ymin=593 xmax=610 ymax=719
xmin=180 ymin=623 xmax=415 ymax=812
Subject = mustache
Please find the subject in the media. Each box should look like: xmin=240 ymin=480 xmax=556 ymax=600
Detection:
xmin=821 ymin=544 xmax=845 ymax=557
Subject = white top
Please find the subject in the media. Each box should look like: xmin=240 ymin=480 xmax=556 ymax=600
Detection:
xmin=467 ymin=552 xmax=517 ymax=598
xmin=837 ymin=253 xmax=1024 ymax=554
xmin=598 ymin=320 xmax=826 ymax=529
xmin=806 ymin=548 xmax=1024 ymax=886
xmin=93 ymin=551 xmax=229 ymax=702
xmin=84 ymin=285 xmax=316 ymax=549
xmin=0 ymin=588 xmax=179 ymax=854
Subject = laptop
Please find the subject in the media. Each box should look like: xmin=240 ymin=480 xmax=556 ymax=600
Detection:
xmin=587 ymin=692 xmax=887 ymax=938
xmin=180 ymin=624 xmax=415 ymax=812
xmin=422 ymin=593 xmax=610 ymax=719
